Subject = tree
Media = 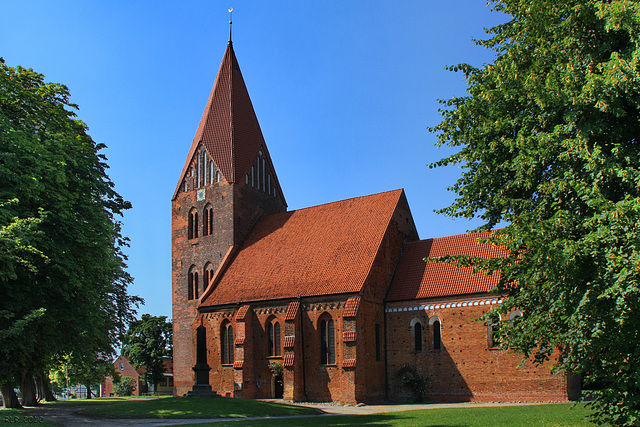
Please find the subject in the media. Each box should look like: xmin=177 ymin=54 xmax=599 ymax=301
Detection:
xmin=430 ymin=1 xmax=640 ymax=424
xmin=49 ymin=353 xmax=118 ymax=400
xmin=122 ymin=315 xmax=172 ymax=392
xmin=0 ymin=59 xmax=142 ymax=408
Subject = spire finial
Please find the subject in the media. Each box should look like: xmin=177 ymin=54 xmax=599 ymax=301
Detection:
xmin=228 ymin=8 xmax=233 ymax=43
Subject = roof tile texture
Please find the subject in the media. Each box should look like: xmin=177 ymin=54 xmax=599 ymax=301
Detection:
xmin=173 ymin=42 xmax=284 ymax=202
xmin=202 ymin=190 xmax=403 ymax=306
xmin=283 ymin=336 xmax=295 ymax=348
xmin=386 ymin=232 xmax=506 ymax=301
xmin=235 ymin=305 xmax=251 ymax=321
xmin=343 ymin=331 xmax=356 ymax=342
xmin=284 ymin=301 xmax=300 ymax=321
xmin=283 ymin=354 xmax=294 ymax=367
xmin=343 ymin=297 xmax=360 ymax=318
xmin=342 ymin=359 xmax=356 ymax=368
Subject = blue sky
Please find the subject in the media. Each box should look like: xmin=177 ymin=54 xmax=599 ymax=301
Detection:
xmin=1 ymin=1 xmax=507 ymax=318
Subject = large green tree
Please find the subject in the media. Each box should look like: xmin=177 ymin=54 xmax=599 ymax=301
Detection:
xmin=122 ymin=314 xmax=172 ymax=392
xmin=0 ymin=59 xmax=142 ymax=408
xmin=430 ymin=1 xmax=640 ymax=425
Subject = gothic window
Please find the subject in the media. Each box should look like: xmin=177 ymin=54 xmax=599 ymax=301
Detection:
xmin=221 ymin=321 xmax=234 ymax=365
xmin=319 ymin=316 xmax=335 ymax=365
xmin=188 ymin=265 xmax=199 ymax=300
xmin=188 ymin=209 xmax=198 ymax=239
xmin=429 ymin=316 xmax=441 ymax=350
xmin=262 ymin=156 xmax=266 ymax=190
xmin=201 ymin=149 xmax=207 ymax=187
xmin=203 ymin=204 xmax=213 ymax=237
xmin=267 ymin=320 xmax=281 ymax=357
xmin=203 ymin=263 xmax=215 ymax=294
xmin=209 ymin=161 xmax=215 ymax=184
xmin=216 ymin=171 xmax=221 ymax=182
xmin=375 ymin=324 xmax=382 ymax=362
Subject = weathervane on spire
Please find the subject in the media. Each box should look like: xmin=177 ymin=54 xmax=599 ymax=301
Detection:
xmin=228 ymin=8 xmax=233 ymax=43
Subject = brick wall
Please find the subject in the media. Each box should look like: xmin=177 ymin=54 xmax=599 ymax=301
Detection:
xmin=103 ymin=356 xmax=143 ymax=397
xmin=172 ymin=152 xmax=286 ymax=396
xmin=385 ymin=295 xmax=569 ymax=402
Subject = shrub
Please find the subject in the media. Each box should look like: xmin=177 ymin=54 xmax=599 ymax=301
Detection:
xmin=395 ymin=364 xmax=430 ymax=402
xmin=114 ymin=376 xmax=137 ymax=397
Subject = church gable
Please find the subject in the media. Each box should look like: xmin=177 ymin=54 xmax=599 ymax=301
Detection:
xmin=172 ymin=42 xmax=285 ymax=206
xmin=177 ymin=144 xmax=225 ymax=194
xmin=201 ymin=189 xmax=407 ymax=306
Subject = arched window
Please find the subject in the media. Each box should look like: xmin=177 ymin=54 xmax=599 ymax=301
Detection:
xmin=188 ymin=209 xmax=198 ymax=239
xmin=414 ymin=322 xmax=422 ymax=352
xmin=429 ymin=316 xmax=441 ymax=350
xmin=188 ymin=266 xmax=198 ymax=300
xmin=509 ymin=310 xmax=523 ymax=321
xmin=201 ymin=149 xmax=207 ymax=187
xmin=203 ymin=205 xmax=213 ymax=237
xmin=267 ymin=320 xmax=281 ymax=357
xmin=203 ymin=263 xmax=214 ymax=294
xmin=319 ymin=317 xmax=335 ymax=365
xmin=221 ymin=321 xmax=234 ymax=365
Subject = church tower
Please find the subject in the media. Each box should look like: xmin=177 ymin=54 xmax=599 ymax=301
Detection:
xmin=171 ymin=41 xmax=287 ymax=395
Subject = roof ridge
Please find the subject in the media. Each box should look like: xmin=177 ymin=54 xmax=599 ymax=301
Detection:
xmin=285 ymin=188 xmax=404 ymax=214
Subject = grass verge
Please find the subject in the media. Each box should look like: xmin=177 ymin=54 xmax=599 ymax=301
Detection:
xmin=78 ymin=396 xmax=323 ymax=419
xmin=166 ymin=403 xmax=594 ymax=426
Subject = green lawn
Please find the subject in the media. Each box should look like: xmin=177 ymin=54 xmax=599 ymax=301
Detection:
xmin=1 ymin=399 xmax=594 ymax=426
xmin=167 ymin=403 xmax=594 ymax=427
xmin=78 ymin=396 xmax=323 ymax=419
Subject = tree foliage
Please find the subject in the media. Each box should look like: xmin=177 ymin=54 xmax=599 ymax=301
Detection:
xmin=0 ymin=59 xmax=142 ymax=407
xmin=430 ymin=1 xmax=640 ymax=424
xmin=114 ymin=376 xmax=137 ymax=397
xmin=122 ymin=314 xmax=172 ymax=390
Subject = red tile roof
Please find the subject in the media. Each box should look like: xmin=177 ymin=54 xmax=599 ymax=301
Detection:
xmin=343 ymin=297 xmax=360 ymax=318
xmin=283 ymin=336 xmax=295 ymax=348
xmin=201 ymin=190 xmax=404 ymax=306
xmin=343 ymin=331 xmax=356 ymax=342
xmin=386 ymin=232 xmax=506 ymax=301
xmin=283 ymin=354 xmax=294 ymax=367
xmin=342 ymin=359 xmax=356 ymax=368
xmin=172 ymin=42 xmax=285 ymax=205
xmin=284 ymin=301 xmax=300 ymax=321
xmin=235 ymin=305 xmax=251 ymax=321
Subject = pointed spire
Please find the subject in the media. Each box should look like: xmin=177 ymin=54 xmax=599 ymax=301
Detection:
xmin=228 ymin=8 xmax=233 ymax=43
xmin=173 ymin=42 xmax=286 ymax=206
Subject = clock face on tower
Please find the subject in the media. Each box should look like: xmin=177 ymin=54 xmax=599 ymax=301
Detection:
xmin=197 ymin=189 xmax=206 ymax=202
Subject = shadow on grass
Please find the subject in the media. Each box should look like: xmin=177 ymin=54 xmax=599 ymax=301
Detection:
xmin=78 ymin=397 xmax=323 ymax=419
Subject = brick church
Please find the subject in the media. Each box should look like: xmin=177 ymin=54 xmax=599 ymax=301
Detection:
xmin=171 ymin=40 xmax=579 ymax=403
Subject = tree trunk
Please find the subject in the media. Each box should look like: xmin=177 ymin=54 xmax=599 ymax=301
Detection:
xmin=1 ymin=384 xmax=23 ymax=409
xmin=35 ymin=372 xmax=56 ymax=402
xmin=20 ymin=370 xmax=38 ymax=406
xmin=85 ymin=384 xmax=92 ymax=399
